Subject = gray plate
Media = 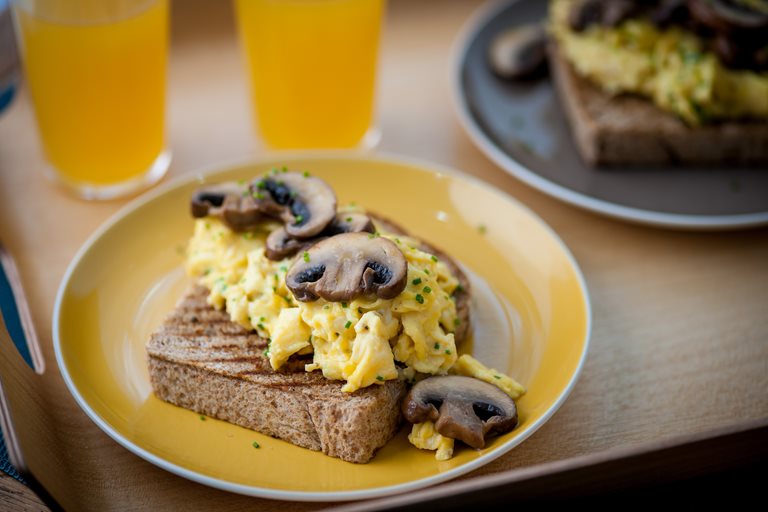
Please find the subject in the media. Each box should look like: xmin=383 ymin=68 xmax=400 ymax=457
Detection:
xmin=452 ymin=0 xmax=768 ymax=229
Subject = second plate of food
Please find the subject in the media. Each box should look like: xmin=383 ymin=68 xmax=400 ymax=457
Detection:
xmin=53 ymin=153 xmax=590 ymax=501
xmin=452 ymin=0 xmax=768 ymax=230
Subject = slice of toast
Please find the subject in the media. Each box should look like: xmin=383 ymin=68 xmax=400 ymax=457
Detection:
xmin=548 ymin=41 xmax=768 ymax=166
xmin=147 ymin=285 xmax=407 ymax=463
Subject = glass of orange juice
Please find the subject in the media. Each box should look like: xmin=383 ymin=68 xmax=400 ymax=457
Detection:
xmin=235 ymin=0 xmax=384 ymax=149
xmin=13 ymin=0 xmax=170 ymax=200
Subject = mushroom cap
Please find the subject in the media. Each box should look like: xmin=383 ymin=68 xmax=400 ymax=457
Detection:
xmin=402 ymin=375 xmax=518 ymax=449
xmin=687 ymin=0 xmax=768 ymax=32
xmin=250 ymin=172 xmax=337 ymax=239
xmin=264 ymin=213 xmax=376 ymax=261
xmin=191 ymin=182 xmax=263 ymax=232
xmin=286 ymin=232 xmax=408 ymax=302
xmin=488 ymin=24 xmax=548 ymax=80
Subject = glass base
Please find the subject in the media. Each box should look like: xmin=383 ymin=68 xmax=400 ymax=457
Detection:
xmin=358 ymin=125 xmax=381 ymax=151
xmin=45 ymin=150 xmax=171 ymax=201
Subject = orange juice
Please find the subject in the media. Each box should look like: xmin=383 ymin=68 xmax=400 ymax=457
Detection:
xmin=235 ymin=0 xmax=384 ymax=149
xmin=16 ymin=0 xmax=168 ymax=192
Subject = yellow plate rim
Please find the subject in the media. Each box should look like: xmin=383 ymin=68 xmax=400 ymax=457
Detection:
xmin=52 ymin=151 xmax=592 ymax=502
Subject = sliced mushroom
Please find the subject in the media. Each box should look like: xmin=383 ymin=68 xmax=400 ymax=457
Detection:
xmin=652 ymin=0 xmax=690 ymax=27
xmin=191 ymin=182 xmax=263 ymax=232
xmin=488 ymin=24 xmax=548 ymax=80
xmin=265 ymin=213 xmax=375 ymax=261
xmin=402 ymin=375 xmax=518 ymax=449
xmin=285 ymin=232 xmax=407 ymax=302
xmin=569 ymin=0 xmax=606 ymax=31
xmin=250 ymin=172 xmax=337 ymax=239
xmin=686 ymin=0 xmax=768 ymax=32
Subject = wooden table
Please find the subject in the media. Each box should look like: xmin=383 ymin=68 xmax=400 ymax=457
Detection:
xmin=0 ymin=0 xmax=766 ymax=509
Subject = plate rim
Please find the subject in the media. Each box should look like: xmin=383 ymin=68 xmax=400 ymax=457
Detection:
xmin=52 ymin=151 xmax=592 ymax=502
xmin=450 ymin=0 xmax=768 ymax=231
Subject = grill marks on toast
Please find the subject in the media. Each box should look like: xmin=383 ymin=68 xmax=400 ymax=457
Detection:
xmin=147 ymin=286 xmax=408 ymax=462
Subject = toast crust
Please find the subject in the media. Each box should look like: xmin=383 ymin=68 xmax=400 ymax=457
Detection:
xmin=549 ymin=41 xmax=768 ymax=166
xmin=147 ymin=286 xmax=407 ymax=464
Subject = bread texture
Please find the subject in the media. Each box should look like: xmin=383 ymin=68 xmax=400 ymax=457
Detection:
xmin=148 ymin=286 xmax=407 ymax=463
xmin=549 ymin=42 xmax=768 ymax=166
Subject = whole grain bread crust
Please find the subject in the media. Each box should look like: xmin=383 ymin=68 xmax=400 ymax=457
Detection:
xmin=549 ymin=41 xmax=768 ymax=166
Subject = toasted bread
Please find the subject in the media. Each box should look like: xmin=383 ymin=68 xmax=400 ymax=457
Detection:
xmin=147 ymin=285 xmax=407 ymax=463
xmin=147 ymin=221 xmax=472 ymax=463
xmin=549 ymin=41 xmax=768 ymax=166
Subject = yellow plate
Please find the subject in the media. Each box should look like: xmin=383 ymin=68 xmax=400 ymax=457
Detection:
xmin=53 ymin=153 xmax=590 ymax=501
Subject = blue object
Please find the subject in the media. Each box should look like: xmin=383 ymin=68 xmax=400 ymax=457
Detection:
xmin=0 ymin=82 xmax=15 ymax=112
xmin=0 ymin=433 xmax=24 ymax=482
xmin=0 ymin=261 xmax=34 ymax=369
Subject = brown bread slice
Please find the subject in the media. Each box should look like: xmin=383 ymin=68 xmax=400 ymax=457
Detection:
xmin=549 ymin=41 xmax=768 ymax=166
xmin=147 ymin=286 xmax=407 ymax=464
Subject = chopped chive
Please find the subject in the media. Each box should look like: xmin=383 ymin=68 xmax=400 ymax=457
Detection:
xmin=358 ymin=307 xmax=363 ymax=314
xmin=478 ymin=224 xmax=487 ymax=234
xmin=412 ymin=278 xmax=422 ymax=286
xmin=303 ymin=251 xmax=310 ymax=262
xmin=294 ymin=214 xmax=304 ymax=224
xmin=415 ymin=294 xmax=424 ymax=304
xmin=281 ymin=166 xmax=288 ymax=173
xmin=395 ymin=238 xmax=401 ymax=244
xmin=345 ymin=321 xmax=352 ymax=329
xmin=455 ymin=284 xmax=464 ymax=293
xmin=454 ymin=318 xmax=461 ymax=326
xmin=346 ymin=216 xmax=353 ymax=222
xmin=423 ymin=286 xmax=432 ymax=294
xmin=445 ymin=350 xmax=451 ymax=355
xmin=376 ymin=375 xmax=384 ymax=382
xmin=494 ymin=375 xmax=501 ymax=379
xmin=279 ymin=265 xmax=287 ymax=272
xmin=434 ymin=343 xmax=440 ymax=350
xmin=237 ymin=178 xmax=246 ymax=185
xmin=257 ymin=180 xmax=266 ymax=189
xmin=424 ymin=269 xmax=430 ymax=275
xmin=199 ymin=415 xmax=206 ymax=421
xmin=260 ymin=316 xmax=266 ymax=322
xmin=303 ymin=171 xmax=311 ymax=178
xmin=341 ymin=302 xmax=348 ymax=308
xmin=431 ymin=255 xmax=438 ymax=262
xmin=252 ymin=441 xmax=261 ymax=448
xmin=252 ymin=191 xmax=265 ymax=199
xmin=324 ymin=305 xmax=330 ymax=310
xmin=257 ymin=323 xmax=265 ymax=330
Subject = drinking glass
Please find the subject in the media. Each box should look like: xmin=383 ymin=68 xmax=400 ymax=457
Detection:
xmin=235 ymin=0 xmax=385 ymax=149
xmin=13 ymin=0 xmax=170 ymax=200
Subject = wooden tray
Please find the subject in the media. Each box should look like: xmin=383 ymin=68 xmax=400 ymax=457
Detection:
xmin=0 ymin=0 xmax=766 ymax=509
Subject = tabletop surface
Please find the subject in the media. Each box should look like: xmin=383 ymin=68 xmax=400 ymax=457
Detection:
xmin=0 ymin=0 xmax=767 ymax=510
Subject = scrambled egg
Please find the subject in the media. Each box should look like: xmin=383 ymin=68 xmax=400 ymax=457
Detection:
xmin=187 ymin=216 xmax=528 ymax=461
xmin=550 ymin=0 xmax=768 ymax=125
xmin=186 ymin=217 xmax=460 ymax=392
xmin=451 ymin=354 xmax=526 ymax=400
xmin=408 ymin=421 xmax=454 ymax=461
